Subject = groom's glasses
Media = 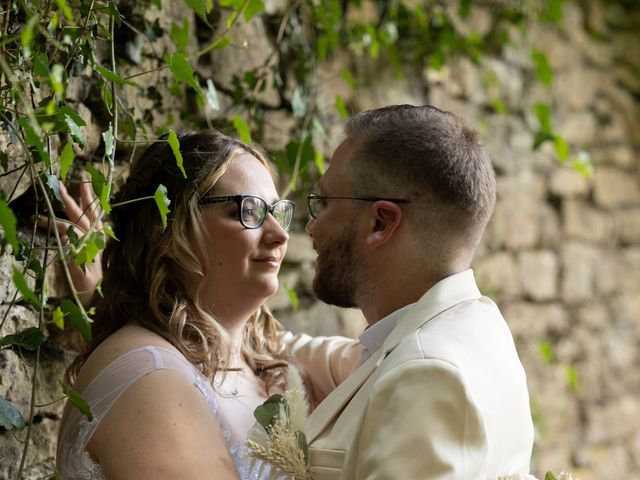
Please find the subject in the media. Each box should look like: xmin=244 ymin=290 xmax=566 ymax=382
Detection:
xmin=200 ymin=195 xmax=295 ymax=231
xmin=307 ymin=193 xmax=410 ymax=218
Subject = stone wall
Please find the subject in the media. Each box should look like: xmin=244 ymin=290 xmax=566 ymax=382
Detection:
xmin=1 ymin=1 xmax=638 ymax=478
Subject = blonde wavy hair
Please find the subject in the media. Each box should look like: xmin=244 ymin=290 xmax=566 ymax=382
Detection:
xmin=68 ymin=130 xmax=289 ymax=387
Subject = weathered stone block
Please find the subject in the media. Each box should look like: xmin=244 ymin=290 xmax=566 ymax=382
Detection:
xmin=560 ymin=241 xmax=599 ymax=302
xmin=562 ymin=199 xmax=614 ymax=243
xmin=501 ymin=302 xmax=569 ymax=340
xmin=518 ymin=250 xmax=559 ymax=301
xmin=474 ymin=251 xmax=520 ymax=298
xmin=557 ymin=111 xmax=597 ymax=146
xmin=613 ymin=208 xmax=640 ymax=243
xmin=261 ymin=110 xmax=297 ymax=151
xmin=593 ymin=167 xmax=640 ymax=208
xmin=553 ymin=68 xmax=600 ymax=111
xmin=549 ymin=167 xmax=590 ymax=198
xmin=205 ymin=16 xmax=280 ymax=108
xmin=587 ymin=395 xmax=640 ymax=443
xmin=284 ymin=231 xmax=316 ymax=264
xmin=488 ymin=173 xmax=546 ymax=249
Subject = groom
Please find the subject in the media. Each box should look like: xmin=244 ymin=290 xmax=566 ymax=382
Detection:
xmin=290 ymin=105 xmax=534 ymax=479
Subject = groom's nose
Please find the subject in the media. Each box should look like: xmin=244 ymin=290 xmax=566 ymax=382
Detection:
xmin=305 ymin=217 xmax=315 ymax=238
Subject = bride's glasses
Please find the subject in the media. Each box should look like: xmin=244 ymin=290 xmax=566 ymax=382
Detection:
xmin=200 ymin=195 xmax=295 ymax=231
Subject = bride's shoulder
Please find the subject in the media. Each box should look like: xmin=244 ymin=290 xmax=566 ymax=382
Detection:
xmin=72 ymin=324 xmax=179 ymax=393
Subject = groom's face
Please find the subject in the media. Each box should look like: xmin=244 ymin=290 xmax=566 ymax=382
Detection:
xmin=305 ymin=138 xmax=364 ymax=308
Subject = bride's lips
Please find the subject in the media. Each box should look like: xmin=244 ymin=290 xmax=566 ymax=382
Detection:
xmin=253 ymin=256 xmax=281 ymax=268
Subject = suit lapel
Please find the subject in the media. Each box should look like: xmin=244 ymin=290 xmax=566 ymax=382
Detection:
xmin=307 ymin=269 xmax=482 ymax=444
xmin=308 ymin=345 xmax=384 ymax=442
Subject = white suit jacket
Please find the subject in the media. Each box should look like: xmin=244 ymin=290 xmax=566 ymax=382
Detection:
xmin=288 ymin=270 xmax=534 ymax=480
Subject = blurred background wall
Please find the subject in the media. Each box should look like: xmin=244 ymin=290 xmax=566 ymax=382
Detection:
xmin=1 ymin=1 xmax=638 ymax=478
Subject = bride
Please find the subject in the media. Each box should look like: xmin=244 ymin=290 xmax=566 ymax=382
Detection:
xmin=55 ymin=129 xmax=360 ymax=478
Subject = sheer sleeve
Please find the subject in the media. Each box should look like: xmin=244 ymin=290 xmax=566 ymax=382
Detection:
xmin=56 ymin=346 xmax=227 ymax=479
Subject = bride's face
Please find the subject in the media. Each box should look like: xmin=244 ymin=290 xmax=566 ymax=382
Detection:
xmin=199 ymin=152 xmax=289 ymax=311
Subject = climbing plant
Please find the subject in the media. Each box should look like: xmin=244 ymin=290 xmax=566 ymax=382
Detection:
xmin=0 ymin=0 xmax=621 ymax=476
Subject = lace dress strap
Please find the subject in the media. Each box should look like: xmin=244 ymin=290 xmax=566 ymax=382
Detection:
xmin=56 ymin=346 xmax=226 ymax=479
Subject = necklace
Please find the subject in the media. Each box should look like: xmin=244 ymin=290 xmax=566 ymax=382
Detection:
xmin=214 ymin=368 xmax=244 ymax=397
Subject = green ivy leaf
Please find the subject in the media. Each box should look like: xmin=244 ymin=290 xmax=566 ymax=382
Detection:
xmin=12 ymin=266 xmax=42 ymax=310
xmin=103 ymin=125 xmax=115 ymax=167
xmin=537 ymin=340 xmax=554 ymax=365
xmin=340 ymin=68 xmax=355 ymax=90
xmin=60 ymin=381 xmax=93 ymax=422
xmin=20 ymin=15 xmax=39 ymax=59
xmin=170 ymin=18 xmax=190 ymax=52
xmin=60 ymin=106 xmax=86 ymax=147
xmin=0 ymin=327 xmax=46 ymax=351
xmin=85 ymin=163 xmax=105 ymax=204
xmin=154 ymin=184 xmax=171 ymax=231
xmin=164 ymin=52 xmax=202 ymax=96
xmin=56 ymin=0 xmax=74 ymax=21
xmin=233 ymin=114 xmax=252 ymax=144
xmin=103 ymin=223 xmax=118 ymax=240
xmin=335 ymin=95 xmax=348 ymax=119
xmin=43 ymin=174 xmax=61 ymax=203
xmin=60 ymin=299 xmax=91 ymax=342
xmin=531 ymin=49 xmax=553 ymax=87
xmin=540 ymin=0 xmax=564 ymax=24
xmin=243 ymin=0 xmax=265 ymax=21
xmin=570 ymin=151 xmax=593 ymax=178
xmin=167 ymin=130 xmax=186 ymax=178
xmin=95 ymin=65 xmax=141 ymax=88
xmin=52 ymin=306 xmax=65 ymax=330
xmin=286 ymin=287 xmax=299 ymax=311
xmin=74 ymin=231 xmax=104 ymax=267
xmin=0 ymin=200 xmax=19 ymax=253
xmin=534 ymin=103 xmax=553 ymax=131
xmin=291 ymin=88 xmax=306 ymax=118
xmin=314 ymin=150 xmax=326 ymax=175
xmin=566 ymin=365 xmax=580 ymax=393
xmin=205 ymin=79 xmax=220 ymax=111
xmin=254 ymin=394 xmax=283 ymax=429
xmin=210 ymin=35 xmax=232 ymax=50
xmin=554 ymin=135 xmax=570 ymax=163
xmin=60 ymin=141 xmax=75 ymax=182
xmin=533 ymin=130 xmax=555 ymax=150
xmin=0 ymin=395 xmax=26 ymax=431
xmin=183 ymin=0 xmax=212 ymax=22
xmin=18 ymin=117 xmax=50 ymax=167
xmin=50 ymin=64 xmax=66 ymax=98
xmin=99 ymin=182 xmax=112 ymax=214
xmin=545 ymin=472 xmax=558 ymax=480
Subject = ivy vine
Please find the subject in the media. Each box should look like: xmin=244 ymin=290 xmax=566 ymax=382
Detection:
xmin=0 ymin=0 xmax=617 ymax=476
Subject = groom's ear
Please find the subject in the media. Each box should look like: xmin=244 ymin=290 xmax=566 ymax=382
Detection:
xmin=364 ymin=201 xmax=403 ymax=249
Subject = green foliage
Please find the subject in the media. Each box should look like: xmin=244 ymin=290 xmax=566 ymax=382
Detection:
xmin=0 ymin=395 xmax=26 ymax=431
xmin=0 ymin=327 xmax=46 ymax=351
xmin=60 ymin=382 xmax=94 ymax=422
xmin=154 ymin=184 xmax=172 ymax=231
xmin=0 ymin=0 xmax=606 ymax=474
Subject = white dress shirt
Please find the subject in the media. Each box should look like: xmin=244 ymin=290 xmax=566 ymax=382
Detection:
xmin=358 ymin=302 xmax=415 ymax=364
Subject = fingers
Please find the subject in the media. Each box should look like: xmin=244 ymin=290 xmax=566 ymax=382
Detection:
xmin=59 ymin=182 xmax=89 ymax=230
xmin=36 ymin=214 xmax=75 ymax=244
xmin=60 ymin=182 xmax=103 ymax=231
xmin=78 ymin=181 xmax=103 ymax=228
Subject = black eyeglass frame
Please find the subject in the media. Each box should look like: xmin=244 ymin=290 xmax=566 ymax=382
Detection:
xmin=199 ymin=194 xmax=295 ymax=231
xmin=307 ymin=193 xmax=410 ymax=219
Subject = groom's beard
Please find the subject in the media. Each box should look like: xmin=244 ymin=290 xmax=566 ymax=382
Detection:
xmin=312 ymin=223 xmax=361 ymax=309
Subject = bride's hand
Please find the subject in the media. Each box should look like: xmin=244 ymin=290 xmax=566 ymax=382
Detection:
xmin=40 ymin=181 xmax=103 ymax=305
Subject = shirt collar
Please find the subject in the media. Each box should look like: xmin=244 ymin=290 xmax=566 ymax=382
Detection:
xmin=358 ymin=302 xmax=416 ymax=363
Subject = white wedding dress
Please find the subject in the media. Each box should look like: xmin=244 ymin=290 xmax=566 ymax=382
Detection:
xmin=56 ymin=346 xmax=292 ymax=479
